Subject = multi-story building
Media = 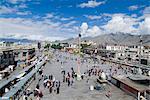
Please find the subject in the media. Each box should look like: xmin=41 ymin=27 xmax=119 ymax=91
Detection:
xmin=106 ymin=45 xmax=150 ymax=65
xmin=0 ymin=41 xmax=14 ymax=48
xmin=0 ymin=48 xmax=15 ymax=71
xmin=0 ymin=45 xmax=36 ymax=69
xmin=0 ymin=42 xmax=36 ymax=79
xmin=106 ymin=45 xmax=127 ymax=51
xmin=13 ymin=47 xmax=36 ymax=67
xmin=81 ymin=40 xmax=96 ymax=46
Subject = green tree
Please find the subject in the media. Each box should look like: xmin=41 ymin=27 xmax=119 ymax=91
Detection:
xmin=80 ymin=43 xmax=91 ymax=52
xmin=44 ymin=43 xmax=50 ymax=49
xmin=51 ymin=43 xmax=63 ymax=49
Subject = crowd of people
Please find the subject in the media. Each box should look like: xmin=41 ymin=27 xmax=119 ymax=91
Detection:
xmin=22 ymin=50 xmax=132 ymax=100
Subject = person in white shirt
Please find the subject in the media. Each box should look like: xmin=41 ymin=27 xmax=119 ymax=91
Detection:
xmin=5 ymin=87 xmax=9 ymax=93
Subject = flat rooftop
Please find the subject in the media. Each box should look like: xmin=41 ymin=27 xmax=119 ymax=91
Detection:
xmin=0 ymin=46 xmax=35 ymax=53
xmin=112 ymin=75 xmax=150 ymax=92
xmin=128 ymin=74 xmax=150 ymax=81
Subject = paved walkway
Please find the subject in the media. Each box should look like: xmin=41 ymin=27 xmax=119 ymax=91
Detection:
xmin=22 ymin=51 xmax=135 ymax=100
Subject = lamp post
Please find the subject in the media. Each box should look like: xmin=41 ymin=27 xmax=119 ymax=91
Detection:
xmin=77 ymin=33 xmax=81 ymax=80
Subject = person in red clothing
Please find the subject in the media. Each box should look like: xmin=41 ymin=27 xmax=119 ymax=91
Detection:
xmin=49 ymin=81 xmax=53 ymax=93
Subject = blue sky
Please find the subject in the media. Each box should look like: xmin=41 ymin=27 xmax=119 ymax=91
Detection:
xmin=0 ymin=0 xmax=150 ymax=41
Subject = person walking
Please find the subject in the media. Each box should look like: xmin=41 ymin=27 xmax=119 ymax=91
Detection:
xmin=49 ymin=81 xmax=53 ymax=94
xmin=34 ymin=84 xmax=43 ymax=100
xmin=67 ymin=76 xmax=70 ymax=87
xmin=23 ymin=91 xmax=27 ymax=100
xmin=56 ymin=81 xmax=60 ymax=94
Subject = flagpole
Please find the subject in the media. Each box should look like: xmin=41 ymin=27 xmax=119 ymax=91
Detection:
xmin=77 ymin=33 xmax=81 ymax=80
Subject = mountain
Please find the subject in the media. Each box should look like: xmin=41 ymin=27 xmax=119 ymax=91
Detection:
xmin=61 ymin=33 xmax=150 ymax=46
xmin=0 ymin=38 xmax=36 ymax=43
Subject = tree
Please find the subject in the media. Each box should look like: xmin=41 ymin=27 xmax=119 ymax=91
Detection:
xmin=51 ymin=43 xmax=63 ymax=49
xmin=80 ymin=43 xmax=91 ymax=52
xmin=44 ymin=44 xmax=50 ymax=49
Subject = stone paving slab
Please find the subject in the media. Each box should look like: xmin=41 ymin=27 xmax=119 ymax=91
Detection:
xmin=20 ymin=51 xmax=135 ymax=100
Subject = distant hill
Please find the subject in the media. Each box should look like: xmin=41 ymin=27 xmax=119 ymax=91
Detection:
xmin=61 ymin=33 xmax=150 ymax=46
xmin=0 ymin=38 xmax=36 ymax=43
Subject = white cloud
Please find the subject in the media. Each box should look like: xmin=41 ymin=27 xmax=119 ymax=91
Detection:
xmin=0 ymin=3 xmax=28 ymax=14
xmin=87 ymin=26 xmax=103 ymax=36
xmin=138 ymin=15 xmax=150 ymax=34
xmin=8 ymin=0 xmax=20 ymax=4
xmin=0 ymin=17 xmax=77 ymax=41
xmin=43 ymin=13 xmax=54 ymax=19
xmin=79 ymin=13 xmax=150 ymax=37
xmin=63 ymin=21 xmax=76 ymax=27
xmin=84 ymin=15 xmax=101 ymax=20
xmin=80 ymin=22 xmax=88 ymax=35
xmin=102 ymin=14 xmax=138 ymax=33
xmin=0 ymin=6 xmax=17 ymax=14
xmin=78 ymin=0 xmax=105 ymax=8
xmin=143 ymin=6 xmax=150 ymax=14
xmin=16 ymin=11 xmax=32 ymax=15
xmin=8 ymin=0 xmax=31 ymax=4
xmin=80 ymin=22 xmax=104 ymax=37
xmin=128 ymin=5 xmax=138 ymax=11
xmin=18 ymin=3 xmax=28 ymax=8
xmin=131 ymin=14 xmax=137 ymax=18
xmin=60 ymin=17 xmax=74 ymax=21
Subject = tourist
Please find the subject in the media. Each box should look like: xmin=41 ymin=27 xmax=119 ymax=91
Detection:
xmin=34 ymin=84 xmax=39 ymax=97
xmin=81 ymin=74 xmax=84 ymax=80
xmin=39 ymin=68 xmax=43 ymax=75
xmin=38 ymin=91 xmax=43 ymax=98
xmin=34 ymin=84 xmax=43 ymax=100
xmin=23 ymin=91 xmax=27 ymax=100
xmin=49 ymin=81 xmax=53 ymax=94
xmin=63 ymin=74 xmax=65 ymax=82
xmin=86 ymin=78 xmax=89 ymax=83
xmin=56 ymin=81 xmax=60 ymax=94
xmin=67 ymin=76 xmax=70 ymax=87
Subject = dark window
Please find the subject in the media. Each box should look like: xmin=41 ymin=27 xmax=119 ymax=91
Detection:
xmin=14 ymin=52 xmax=19 ymax=57
xmin=23 ymin=52 xmax=27 ymax=56
xmin=3 ymin=52 xmax=7 ymax=59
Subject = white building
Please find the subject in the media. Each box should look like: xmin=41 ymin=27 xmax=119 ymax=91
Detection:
xmin=106 ymin=45 xmax=127 ymax=51
xmin=0 ymin=41 xmax=14 ymax=48
xmin=106 ymin=45 xmax=150 ymax=65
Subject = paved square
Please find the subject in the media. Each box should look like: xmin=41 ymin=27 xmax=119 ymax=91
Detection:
xmin=22 ymin=51 xmax=135 ymax=100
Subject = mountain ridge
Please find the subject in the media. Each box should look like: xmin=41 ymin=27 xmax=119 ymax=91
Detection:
xmin=61 ymin=33 xmax=150 ymax=46
xmin=0 ymin=38 xmax=36 ymax=43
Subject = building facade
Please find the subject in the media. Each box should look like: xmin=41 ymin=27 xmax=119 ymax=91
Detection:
xmin=0 ymin=49 xmax=15 ymax=71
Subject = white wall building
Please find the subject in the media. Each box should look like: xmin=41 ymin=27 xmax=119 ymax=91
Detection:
xmin=106 ymin=45 xmax=127 ymax=51
xmin=0 ymin=41 xmax=14 ymax=48
xmin=106 ymin=45 xmax=150 ymax=65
